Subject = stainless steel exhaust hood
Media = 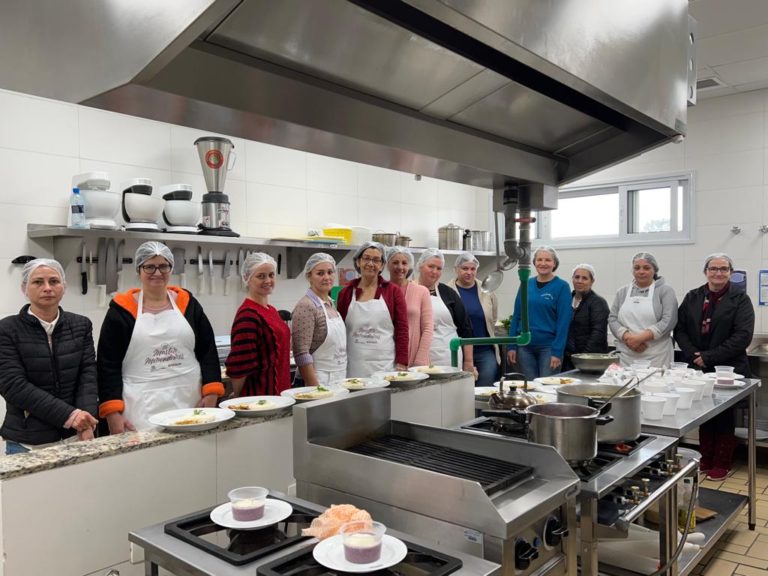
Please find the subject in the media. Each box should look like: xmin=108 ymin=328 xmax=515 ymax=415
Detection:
xmin=0 ymin=0 xmax=691 ymax=189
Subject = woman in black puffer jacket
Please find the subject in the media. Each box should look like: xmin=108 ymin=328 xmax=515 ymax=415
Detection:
xmin=564 ymin=264 xmax=610 ymax=371
xmin=0 ymin=259 xmax=97 ymax=454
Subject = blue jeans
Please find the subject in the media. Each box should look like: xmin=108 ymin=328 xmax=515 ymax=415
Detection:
xmin=474 ymin=347 xmax=500 ymax=387
xmin=5 ymin=441 xmax=30 ymax=455
xmin=516 ymin=345 xmax=559 ymax=381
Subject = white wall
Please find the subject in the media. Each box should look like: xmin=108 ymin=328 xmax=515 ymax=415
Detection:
xmin=0 ymin=88 xmax=493 ymax=337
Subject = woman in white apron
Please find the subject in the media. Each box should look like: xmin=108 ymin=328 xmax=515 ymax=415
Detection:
xmin=337 ymin=242 xmax=409 ymax=378
xmin=416 ymin=248 xmax=477 ymax=375
xmin=608 ymin=252 xmax=678 ymax=368
xmin=97 ymin=242 xmax=223 ymax=433
xmin=292 ymin=253 xmax=347 ymax=386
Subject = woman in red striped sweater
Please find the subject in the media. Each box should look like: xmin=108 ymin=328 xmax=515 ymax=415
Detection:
xmin=225 ymin=253 xmax=291 ymax=396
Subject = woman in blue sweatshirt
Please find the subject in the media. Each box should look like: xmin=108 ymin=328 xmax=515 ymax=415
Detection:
xmin=507 ymin=246 xmax=572 ymax=380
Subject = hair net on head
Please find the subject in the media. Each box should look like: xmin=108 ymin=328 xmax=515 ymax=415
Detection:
xmin=533 ymin=245 xmax=560 ymax=271
xmin=241 ymin=252 xmax=277 ymax=284
xmin=572 ymin=263 xmax=596 ymax=281
xmin=703 ymin=252 xmax=734 ymax=272
xmin=21 ymin=258 xmax=66 ymax=293
xmin=454 ymin=251 xmax=479 ymax=268
xmin=303 ymin=252 xmax=337 ymax=277
xmin=352 ymin=241 xmax=386 ymax=273
xmin=135 ymin=241 xmax=174 ymax=271
xmin=417 ymin=248 xmax=445 ymax=270
xmin=632 ymin=252 xmax=659 ymax=277
xmin=386 ymin=246 xmax=415 ymax=268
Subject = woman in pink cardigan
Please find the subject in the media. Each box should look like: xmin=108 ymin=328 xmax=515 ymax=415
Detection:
xmin=386 ymin=247 xmax=433 ymax=367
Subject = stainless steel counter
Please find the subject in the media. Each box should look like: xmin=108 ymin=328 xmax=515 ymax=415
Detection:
xmin=129 ymin=493 xmax=502 ymax=576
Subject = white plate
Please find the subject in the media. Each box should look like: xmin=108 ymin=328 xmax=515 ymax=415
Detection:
xmin=281 ymin=386 xmax=350 ymax=402
xmin=534 ymin=376 xmax=582 ymax=386
xmin=313 ymin=534 xmax=408 ymax=573
xmin=340 ymin=378 xmax=390 ymax=391
xmin=474 ymin=386 xmax=498 ymax=399
xmin=713 ymin=381 xmax=746 ymax=389
xmin=373 ymin=371 xmax=429 ymax=383
xmin=219 ymin=395 xmax=295 ymax=416
xmin=699 ymin=373 xmax=746 ymax=380
xmin=148 ymin=408 xmax=235 ymax=432
xmin=408 ymin=365 xmax=462 ymax=378
xmin=210 ymin=498 xmax=293 ymax=530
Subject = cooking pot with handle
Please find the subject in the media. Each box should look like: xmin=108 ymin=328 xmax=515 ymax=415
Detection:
xmin=556 ymin=383 xmax=641 ymax=442
xmin=525 ymin=403 xmax=614 ymax=464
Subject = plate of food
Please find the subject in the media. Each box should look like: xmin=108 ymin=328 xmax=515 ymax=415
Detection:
xmin=281 ymin=386 xmax=350 ymax=402
xmin=408 ymin=365 xmax=463 ymax=378
xmin=373 ymin=371 xmax=429 ymax=383
xmin=219 ymin=395 xmax=295 ymax=416
xmin=210 ymin=498 xmax=294 ymax=530
xmin=534 ymin=376 xmax=582 ymax=386
xmin=313 ymin=534 xmax=408 ymax=573
xmin=713 ymin=380 xmax=746 ymax=389
xmin=474 ymin=386 xmax=499 ymax=398
xmin=148 ymin=407 xmax=235 ymax=432
xmin=340 ymin=378 xmax=390 ymax=391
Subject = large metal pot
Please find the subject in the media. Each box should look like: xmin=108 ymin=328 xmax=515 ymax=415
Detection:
xmin=526 ymin=403 xmax=613 ymax=464
xmin=463 ymin=230 xmax=491 ymax=252
xmin=570 ymin=352 xmax=619 ymax=373
xmin=372 ymin=232 xmax=397 ymax=246
xmin=438 ymin=223 xmax=463 ymax=250
xmin=556 ymin=384 xmax=641 ymax=443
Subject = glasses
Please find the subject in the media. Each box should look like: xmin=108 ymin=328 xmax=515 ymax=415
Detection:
xmin=707 ymin=266 xmax=731 ymax=274
xmin=141 ymin=264 xmax=172 ymax=274
xmin=360 ymin=256 xmax=383 ymax=264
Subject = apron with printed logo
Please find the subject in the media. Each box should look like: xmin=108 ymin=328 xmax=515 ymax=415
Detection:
xmin=345 ymin=290 xmax=395 ymax=378
xmin=430 ymin=293 xmax=461 ymax=366
xmin=312 ymin=301 xmax=348 ymax=385
xmin=122 ymin=291 xmax=201 ymax=430
xmin=617 ymin=283 xmax=673 ymax=368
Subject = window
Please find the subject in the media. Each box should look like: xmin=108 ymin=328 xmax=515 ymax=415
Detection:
xmin=536 ymin=173 xmax=694 ymax=247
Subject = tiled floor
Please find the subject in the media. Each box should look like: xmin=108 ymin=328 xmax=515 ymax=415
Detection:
xmin=691 ymin=453 xmax=768 ymax=576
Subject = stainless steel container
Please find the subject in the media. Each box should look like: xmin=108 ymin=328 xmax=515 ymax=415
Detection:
xmin=463 ymin=230 xmax=491 ymax=252
xmin=526 ymin=403 xmax=612 ymax=464
xmin=372 ymin=232 xmax=397 ymax=246
xmin=395 ymin=235 xmax=411 ymax=247
xmin=556 ymin=384 xmax=641 ymax=443
xmin=438 ymin=223 xmax=463 ymax=250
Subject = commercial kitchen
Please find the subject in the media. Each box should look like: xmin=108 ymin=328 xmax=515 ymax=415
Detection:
xmin=1 ymin=1 xmax=768 ymax=575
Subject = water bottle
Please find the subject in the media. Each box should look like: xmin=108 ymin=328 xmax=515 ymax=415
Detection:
xmin=69 ymin=187 xmax=88 ymax=229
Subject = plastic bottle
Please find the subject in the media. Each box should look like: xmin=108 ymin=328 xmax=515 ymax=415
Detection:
xmin=677 ymin=477 xmax=696 ymax=531
xmin=69 ymin=187 xmax=88 ymax=229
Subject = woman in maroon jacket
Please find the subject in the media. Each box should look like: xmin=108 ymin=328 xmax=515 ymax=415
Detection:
xmin=337 ymin=241 xmax=408 ymax=377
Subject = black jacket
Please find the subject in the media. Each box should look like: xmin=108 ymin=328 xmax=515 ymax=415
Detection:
xmin=674 ymin=284 xmax=754 ymax=376
xmin=565 ymin=290 xmax=610 ymax=361
xmin=437 ymin=283 xmax=473 ymax=338
xmin=0 ymin=306 xmax=97 ymax=445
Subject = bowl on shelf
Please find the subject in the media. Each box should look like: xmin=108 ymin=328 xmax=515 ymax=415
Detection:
xmin=123 ymin=192 xmax=164 ymax=223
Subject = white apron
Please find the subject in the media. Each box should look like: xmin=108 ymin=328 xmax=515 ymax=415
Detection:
xmin=430 ymin=293 xmax=461 ymax=366
xmin=122 ymin=291 xmax=202 ymax=430
xmin=345 ymin=290 xmax=395 ymax=378
xmin=617 ymin=283 xmax=672 ymax=368
xmin=312 ymin=301 xmax=348 ymax=385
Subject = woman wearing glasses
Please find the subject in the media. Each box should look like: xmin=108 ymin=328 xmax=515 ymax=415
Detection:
xmin=337 ymin=241 xmax=409 ymax=377
xmin=97 ymin=242 xmax=223 ymax=433
xmin=675 ymin=253 xmax=754 ymax=480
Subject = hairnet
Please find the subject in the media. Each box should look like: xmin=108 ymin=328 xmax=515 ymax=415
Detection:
xmin=454 ymin=251 xmax=479 ymax=268
xmin=533 ymin=245 xmax=560 ymax=271
xmin=416 ymin=248 xmax=445 ymax=270
xmin=632 ymin=252 xmax=659 ymax=278
xmin=572 ymin=263 xmax=596 ymax=281
xmin=21 ymin=258 xmax=66 ymax=293
xmin=241 ymin=252 xmax=277 ymax=284
xmin=135 ymin=241 xmax=174 ymax=271
xmin=386 ymin=246 xmax=415 ymax=270
xmin=703 ymin=252 xmax=734 ymax=272
xmin=303 ymin=252 xmax=337 ymax=277
xmin=352 ymin=241 xmax=386 ymax=273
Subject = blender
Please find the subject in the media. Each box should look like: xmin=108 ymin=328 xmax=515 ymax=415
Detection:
xmin=194 ymin=136 xmax=239 ymax=237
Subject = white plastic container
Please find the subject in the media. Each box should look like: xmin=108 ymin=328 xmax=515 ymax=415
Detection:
xmin=655 ymin=392 xmax=680 ymax=415
xmin=641 ymin=396 xmax=666 ymax=420
xmin=675 ymin=387 xmax=696 ymax=410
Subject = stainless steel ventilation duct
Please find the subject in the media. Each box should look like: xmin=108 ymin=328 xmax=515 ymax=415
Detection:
xmin=0 ymin=0 xmax=692 ymax=189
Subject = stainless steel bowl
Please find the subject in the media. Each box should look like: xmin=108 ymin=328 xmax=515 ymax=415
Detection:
xmin=570 ymin=353 xmax=619 ymax=373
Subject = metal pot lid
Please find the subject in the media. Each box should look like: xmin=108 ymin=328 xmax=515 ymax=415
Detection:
xmin=439 ymin=223 xmax=462 ymax=230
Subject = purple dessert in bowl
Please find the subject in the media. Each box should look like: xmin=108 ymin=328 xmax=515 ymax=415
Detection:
xmin=228 ymin=486 xmax=268 ymax=522
xmin=340 ymin=520 xmax=386 ymax=564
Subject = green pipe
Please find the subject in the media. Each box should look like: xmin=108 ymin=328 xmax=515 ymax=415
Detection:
xmin=449 ymin=266 xmax=532 ymax=368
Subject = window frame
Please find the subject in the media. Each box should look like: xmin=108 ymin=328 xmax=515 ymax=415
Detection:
xmin=536 ymin=172 xmax=695 ymax=249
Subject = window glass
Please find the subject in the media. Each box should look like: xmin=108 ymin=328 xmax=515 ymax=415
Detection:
xmin=551 ymin=194 xmax=619 ymax=237
xmin=632 ymin=186 xmax=671 ymax=233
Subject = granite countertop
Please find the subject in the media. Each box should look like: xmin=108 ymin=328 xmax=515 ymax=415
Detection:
xmin=0 ymin=373 xmax=471 ymax=480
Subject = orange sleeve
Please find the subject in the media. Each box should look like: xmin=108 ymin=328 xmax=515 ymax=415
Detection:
xmin=99 ymin=399 xmax=125 ymax=418
xmin=202 ymin=381 xmax=225 ymax=398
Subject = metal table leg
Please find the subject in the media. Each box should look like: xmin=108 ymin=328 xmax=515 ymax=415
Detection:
xmin=579 ymin=496 xmax=599 ymax=576
xmin=748 ymin=387 xmax=756 ymax=530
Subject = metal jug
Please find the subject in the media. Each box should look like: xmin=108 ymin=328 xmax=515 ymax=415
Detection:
xmin=488 ymin=372 xmax=537 ymax=410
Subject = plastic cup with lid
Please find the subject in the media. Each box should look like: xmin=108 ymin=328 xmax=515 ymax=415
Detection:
xmin=641 ymin=396 xmax=667 ymax=420
xmin=341 ymin=520 xmax=386 ymax=564
xmin=670 ymin=362 xmax=688 ymax=370
xmin=655 ymin=392 xmax=680 ymax=415
xmin=675 ymin=387 xmax=696 ymax=410
xmin=228 ymin=486 xmax=268 ymax=522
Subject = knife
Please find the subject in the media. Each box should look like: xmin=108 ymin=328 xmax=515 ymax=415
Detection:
xmin=115 ymin=240 xmax=125 ymax=293
xmin=222 ymin=251 xmax=231 ymax=296
xmin=172 ymin=247 xmax=186 ymax=289
xmin=208 ymin=250 xmax=215 ymax=295
xmin=96 ymin=238 xmax=107 ymax=307
xmin=105 ymin=239 xmax=118 ymax=295
xmin=80 ymin=240 xmax=87 ymax=295
xmin=198 ymin=246 xmax=204 ymax=295
xmin=238 ymin=248 xmax=245 ymax=292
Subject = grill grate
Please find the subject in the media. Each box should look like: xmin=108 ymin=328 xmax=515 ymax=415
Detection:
xmin=346 ymin=435 xmax=532 ymax=494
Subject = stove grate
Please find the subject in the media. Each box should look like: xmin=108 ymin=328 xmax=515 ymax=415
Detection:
xmin=346 ymin=435 xmax=532 ymax=494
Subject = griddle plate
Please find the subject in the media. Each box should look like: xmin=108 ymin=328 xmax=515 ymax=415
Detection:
xmin=346 ymin=435 xmax=533 ymax=494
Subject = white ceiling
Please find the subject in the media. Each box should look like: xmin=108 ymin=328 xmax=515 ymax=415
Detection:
xmin=690 ymin=0 xmax=768 ymax=99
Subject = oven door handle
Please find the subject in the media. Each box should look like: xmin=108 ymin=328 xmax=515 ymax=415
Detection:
xmin=614 ymin=459 xmax=699 ymax=531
